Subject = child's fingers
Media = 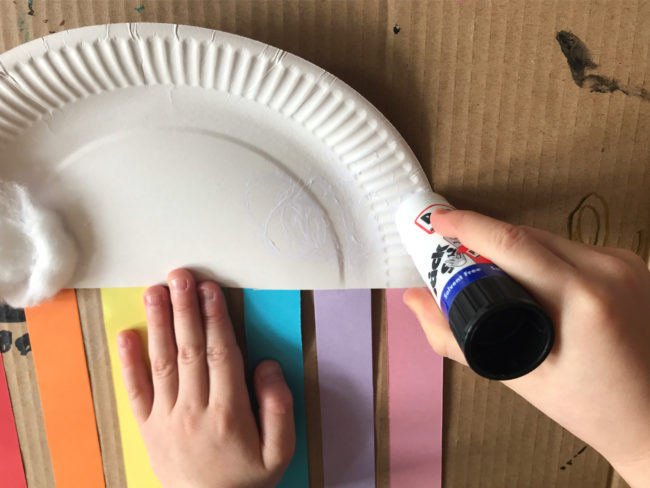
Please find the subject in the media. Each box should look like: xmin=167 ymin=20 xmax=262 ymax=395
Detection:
xmin=197 ymin=282 xmax=247 ymax=408
xmin=117 ymin=330 xmax=153 ymax=424
xmin=403 ymin=287 xmax=467 ymax=364
xmin=429 ymin=210 xmax=571 ymax=302
xmin=167 ymin=269 xmax=209 ymax=406
xmin=254 ymin=360 xmax=295 ymax=474
xmin=144 ymin=285 xmax=179 ymax=411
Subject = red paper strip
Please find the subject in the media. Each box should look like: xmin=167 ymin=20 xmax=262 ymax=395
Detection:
xmin=0 ymin=351 xmax=27 ymax=488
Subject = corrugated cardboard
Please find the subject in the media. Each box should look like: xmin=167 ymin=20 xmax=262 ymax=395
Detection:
xmin=1 ymin=1 xmax=645 ymax=486
xmin=0 ymin=321 xmax=55 ymax=488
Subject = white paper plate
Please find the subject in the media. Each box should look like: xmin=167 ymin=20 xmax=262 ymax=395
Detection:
xmin=0 ymin=23 xmax=429 ymax=289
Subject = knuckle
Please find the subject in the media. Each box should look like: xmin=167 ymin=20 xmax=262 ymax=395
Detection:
xmin=213 ymin=405 xmax=237 ymax=436
xmin=150 ymin=357 xmax=176 ymax=379
xmin=598 ymin=254 xmax=640 ymax=284
xmin=266 ymin=387 xmax=294 ymax=415
xmin=574 ymin=276 xmax=618 ymax=321
xmin=203 ymin=305 xmax=231 ymax=327
xmin=125 ymin=383 xmax=143 ymax=403
xmin=205 ymin=344 xmax=233 ymax=366
xmin=494 ymin=223 xmax=530 ymax=253
xmin=177 ymin=405 xmax=202 ymax=435
xmin=177 ymin=344 xmax=205 ymax=365
xmin=170 ymin=299 xmax=195 ymax=314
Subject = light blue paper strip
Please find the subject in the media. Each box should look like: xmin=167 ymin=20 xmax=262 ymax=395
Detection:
xmin=243 ymin=289 xmax=308 ymax=487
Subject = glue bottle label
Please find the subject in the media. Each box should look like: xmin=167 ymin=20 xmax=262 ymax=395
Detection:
xmin=396 ymin=192 xmax=507 ymax=318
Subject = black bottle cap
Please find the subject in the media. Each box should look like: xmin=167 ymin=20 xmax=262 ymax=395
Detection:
xmin=447 ymin=275 xmax=554 ymax=380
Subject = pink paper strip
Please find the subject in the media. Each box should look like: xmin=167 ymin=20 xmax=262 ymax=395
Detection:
xmin=0 ymin=352 xmax=27 ymax=488
xmin=386 ymin=289 xmax=443 ymax=488
xmin=314 ymin=290 xmax=375 ymax=487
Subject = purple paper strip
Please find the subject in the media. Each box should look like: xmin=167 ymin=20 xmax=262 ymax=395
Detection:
xmin=314 ymin=289 xmax=375 ymax=488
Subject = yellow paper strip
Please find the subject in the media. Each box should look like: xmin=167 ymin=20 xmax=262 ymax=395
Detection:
xmin=101 ymin=287 xmax=161 ymax=488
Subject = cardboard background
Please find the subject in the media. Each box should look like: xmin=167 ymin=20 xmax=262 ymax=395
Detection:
xmin=1 ymin=1 xmax=645 ymax=486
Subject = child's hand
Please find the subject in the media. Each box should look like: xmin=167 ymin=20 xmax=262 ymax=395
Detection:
xmin=404 ymin=210 xmax=650 ymax=487
xmin=116 ymin=269 xmax=295 ymax=488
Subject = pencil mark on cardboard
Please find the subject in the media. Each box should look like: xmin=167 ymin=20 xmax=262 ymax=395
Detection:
xmin=556 ymin=31 xmax=650 ymax=102
xmin=27 ymin=0 xmax=34 ymax=16
xmin=560 ymin=445 xmax=588 ymax=470
xmin=0 ymin=330 xmax=12 ymax=353
xmin=393 ymin=24 xmax=401 ymax=35
xmin=632 ymin=229 xmax=648 ymax=258
xmin=567 ymin=193 xmax=648 ymax=259
xmin=567 ymin=192 xmax=609 ymax=246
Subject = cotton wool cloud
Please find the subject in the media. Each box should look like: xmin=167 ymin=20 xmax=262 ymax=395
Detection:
xmin=0 ymin=182 xmax=77 ymax=308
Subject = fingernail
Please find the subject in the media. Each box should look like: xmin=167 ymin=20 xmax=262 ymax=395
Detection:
xmin=434 ymin=208 xmax=452 ymax=215
xmin=171 ymin=278 xmax=189 ymax=291
xmin=117 ymin=333 xmax=129 ymax=349
xmin=144 ymin=293 xmax=162 ymax=306
xmin=199 ymin=287 xmax=215 ymax=302
xmin=259 ymin=362 xmax=283 ymax=384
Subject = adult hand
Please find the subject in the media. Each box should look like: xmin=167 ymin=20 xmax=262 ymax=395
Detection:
xmin=404 ymin=210 xmax=650 ymax=487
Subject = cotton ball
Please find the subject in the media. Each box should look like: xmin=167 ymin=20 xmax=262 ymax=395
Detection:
xmin=0 ymin=182 xmax=77 ymax=308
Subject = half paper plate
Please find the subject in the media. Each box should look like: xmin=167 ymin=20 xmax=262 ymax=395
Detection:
xmin=0 ymin=23 xmax=429 ymax=289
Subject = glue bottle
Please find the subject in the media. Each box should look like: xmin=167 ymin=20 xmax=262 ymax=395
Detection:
xmin=396 ymin=191 xmax=554 ymax=380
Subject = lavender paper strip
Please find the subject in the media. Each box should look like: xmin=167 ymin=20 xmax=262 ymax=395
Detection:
xmin=314 ymin=289 xmax=375 ymax=488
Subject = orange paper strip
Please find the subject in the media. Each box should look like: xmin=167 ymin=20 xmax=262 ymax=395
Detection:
xmin=25 ymin=290 xmax=106 ymax=488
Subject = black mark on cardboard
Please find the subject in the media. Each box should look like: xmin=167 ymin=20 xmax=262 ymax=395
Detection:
xmin=14 ymin=333 xmax=31 ymax=356
xmin=567 ymin=192 xmax=609 ymax=246
xmin=59 ymin=19 xmax=65 ymax=26
xmin=556 ymin=31 xmax=650 ymax=102
xmin=0 ymin=331 xmax=31 ymax=355
xmin=0 ymin=304 xmax=26 ymax=323
xmin=393 ymin=24 xmax=401 ymax=35
xmin=0 ymin=330 xmax=12 ymax=353
xmin=560 ymin=445 xmax=588 ymax=470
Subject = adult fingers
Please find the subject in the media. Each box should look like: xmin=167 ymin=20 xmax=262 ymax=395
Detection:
xmin=403 ymin=287 xmax=467 ymax=364
xmin=117 ymin=330 xmax=153 ymax=424
xmin=254 ymin=360 xmax=295 ymax=474
xmin=523 ymin=226 xmax=646 ymax=272
xmin=197 ymin=282 xmax=247 ymax=407
xmin=167 ymin=269 xmax=209 ymax=406
xmin=144 ymin=285 xmax=178 ymax=411
xmin=430 ymin=210 xmax=572 ymax=304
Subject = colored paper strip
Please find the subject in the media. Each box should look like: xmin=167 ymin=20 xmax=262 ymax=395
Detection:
xmin=386 ymin=289 xmax=443 ymax=488
xmin=0 ymin=351 xmax=27 ymax=488
xmin=24 ymin=290 xmax=106 ymax=488
xmin=101 ymin=287 xmax=161 ymax=488
xmin=314 ymin=289 xmax=375 ymax=487
xmin=243 ymin=289 xmax=309 ymax=487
